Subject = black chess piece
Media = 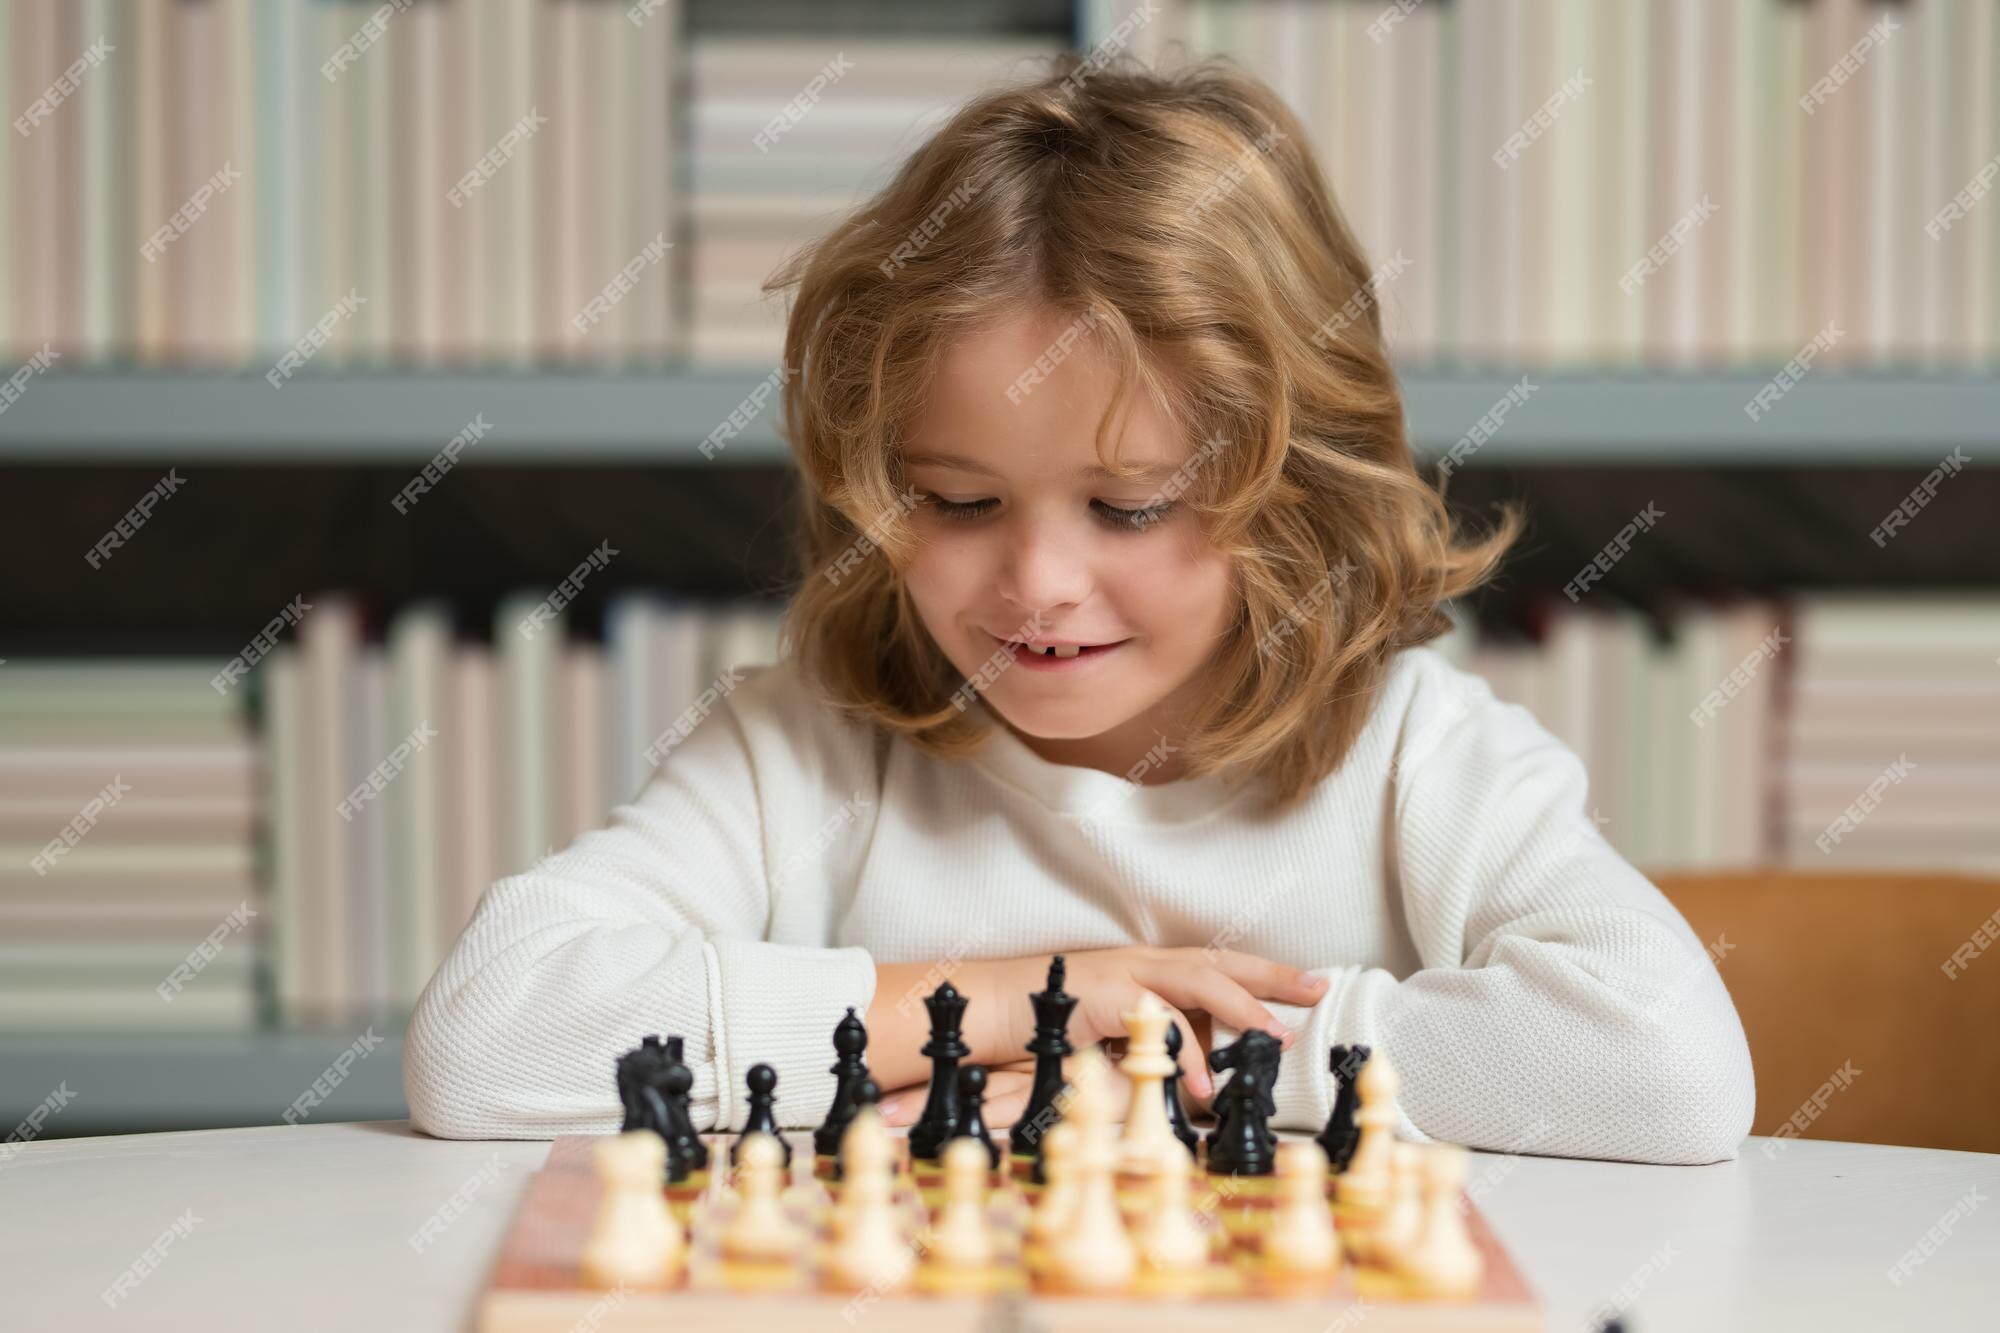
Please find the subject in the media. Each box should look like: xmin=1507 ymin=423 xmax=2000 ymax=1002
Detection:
xmin=651 ymin=1061 xmax=706 ymax=1182
xmin=732 ymin=1062 xmax=791 ymax=1167
xmin=1009 ymin=955 xmax=1077 ymax=1163
xmin=1315 ymin=1043 xmax=1371 ymax=1173
xmin=951 ymin=1066 xmax=1002 ymax=1169
xmin=616 ymin=1044 xmax=656 ymax=1133
xmin=908 ymin=981 xmax=970 ymax=1161
xmin=1162 ymin=1021 xmax=1199 ymax=1159
xmin=1205 ymin=1029 xmax=1281 ymax=1176
xmin=814 ymin=1007 xmax=873 ymax=1158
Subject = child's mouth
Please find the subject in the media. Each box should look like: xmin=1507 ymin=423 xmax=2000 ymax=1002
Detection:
xmin=993 ymin=635 xmax=1132 ymax=670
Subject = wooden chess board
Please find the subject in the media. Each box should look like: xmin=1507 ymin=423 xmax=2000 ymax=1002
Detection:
xmin=477 ymin=1132 xmax=1542 ymax=1331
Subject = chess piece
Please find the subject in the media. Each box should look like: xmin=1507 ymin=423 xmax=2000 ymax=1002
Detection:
xmin=1264 ymin=1139 xmax=1339 ymax=1283
xmin=1027 ymin=1120 xmax=1080 ymax=1248
xmin=1336 ymin=1050 xmax=1398 ymax=1210
xmin=1393 ymin=1144 xmax=1484 ymax=1297
xmin=1132 ymin=1126 xmax=1211 ymax=1294
xmin=952 ymin=1066 xmax=1002 ymax=1169
xmin=645 ymin=1060 xmax=706 ymax=1182
xmin=928 ymin=1136 xmax=997 ymax=1272
xmin=826 ymin=1108 xmax=913 ymax=1292
xmin=1205 ymin=1030 xmax=1281 ymax=1176
xmin=1360 ymin=1142 xmax=1424 ymax=1267
xmin=1117 ymin=992 xmax=1182 ymax=1176
xmin=1049 ymin=1047 xmax=1136 ymax=1293
xmin=580 ymin=1131 xmax=685 ymax=1289
xmin=909 ymin=981 xmax=971 ymax=1162
xmin=732 ymin=1064 xmax=791 ymax=1168
xmin=721 ymin=1132 xmax=801 ymax=1265
xmin=1011 ymin=955 xmax=1078 ymax=1164
xmin=815 ymin=1008 xmax=873 ymax=1159
xmin=832 ymin=1076 xmax=882 ymax=1183
xmin=616 ymin=1037 xmax=667 ymax=1133
xmin=1162 ymin=1022 xmax=1199 ymax=1158
xmin=1316 ymin=1044 xmax=1371 ymax=1173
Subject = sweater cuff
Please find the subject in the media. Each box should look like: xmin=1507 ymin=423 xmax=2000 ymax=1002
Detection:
xmin=702 ymin=937 xmax=878 ymax=1132
xmin=1208 ymin=965 xmax=1429 ymax=1141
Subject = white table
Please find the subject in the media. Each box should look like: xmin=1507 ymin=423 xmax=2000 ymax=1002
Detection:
xmin=0 ymin=1122 xmax=1990 ymax=1332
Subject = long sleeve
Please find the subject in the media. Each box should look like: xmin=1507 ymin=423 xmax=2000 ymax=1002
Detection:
xmin=403 ymin=668 xmax=882 ymax=1140
xmin=1223 ymin=660 xmax=1756 ymax=1165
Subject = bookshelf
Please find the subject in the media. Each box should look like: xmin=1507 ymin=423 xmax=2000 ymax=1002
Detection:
xmin=0 ymin=368 xmax=1988 ymax=464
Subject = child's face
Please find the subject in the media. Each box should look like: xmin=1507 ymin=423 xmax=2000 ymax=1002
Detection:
xmin=900 ymin=306 xmax=1237 ymax=776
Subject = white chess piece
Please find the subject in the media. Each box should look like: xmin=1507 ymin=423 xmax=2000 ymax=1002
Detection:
xmin=1028 ymin=1120 xmax=1080 ymax=1247
xmin=1116 ymin=993 xmax=1180 ymax=1177
xmin=1337 ymin=1051 xmax=1399 ymax=1211
xmin=1365 ymin=1142 xmax=1424 ymax=1266
xmin=1051 ymin=1047 xmax=1137 ymax=1293
xmin=721 ymin=1132 xmax=801 ymax=1265
xmin=579 ymin=1131 xmax=685 ymax=1289
xmin=928 ymin=1137 xmax=996 ymax=1271
xmin=1264 ymin=1139 xmax=1340 ymax=1280
xmin=1393 ymin=1144 xmax=1484 ymax=1297
xmin=1133 ymin=1126 xmax=1211 ymax=1277
xmin=826 ymin=1109 xmax=913 ymax=1293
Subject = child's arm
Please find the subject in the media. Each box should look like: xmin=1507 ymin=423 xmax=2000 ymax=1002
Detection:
xmin=1214 ymin=654 xmax=1756 ymax=1165
xmin=402 ymin=669 xmax=880 ymax=1140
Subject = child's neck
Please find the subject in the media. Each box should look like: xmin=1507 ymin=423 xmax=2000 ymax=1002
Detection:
xmin=1002 ymin=708 xmax=1192 ymax=784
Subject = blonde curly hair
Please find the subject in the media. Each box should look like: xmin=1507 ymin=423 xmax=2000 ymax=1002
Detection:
xmin=769 ymin=53 xmax=1517 ymax=810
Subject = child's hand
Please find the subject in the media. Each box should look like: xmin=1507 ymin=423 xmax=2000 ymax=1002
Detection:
xmin=877 ymin=1058 xmax=1136 ymax=1129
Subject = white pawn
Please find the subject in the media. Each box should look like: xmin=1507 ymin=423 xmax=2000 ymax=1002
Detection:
xmin=928 ymin=1137 xmax=996 ymax=1272
xmin=826 ymin=1109 xmax=913 ymax=1294
xmin=1393 ymin=1144 xmax=1484 ymax=1298
xmin=1133 ymin=1126 xmax=1211 ymax=1287
xmin=1050 ymin=1047 xmax=1137 ymax=1294
xmin=1337 ymin=1051 xmax=1399 ymax=1211
xmin=1367 ymin=1143 xmax=1425 ymax=1266
xmin=1027 ymin=1120 xmax=1080 ymax=1247
xmin=1264 ymin=1139 xmax=1340 ymax=1281
xmin=721 ymin=1132 xmax=801 ymax=1265
xmin=579 ymin=1131 xmax=685 ymax=1289
xmin=1116 ymin=993 xmax=1180 ymax=1178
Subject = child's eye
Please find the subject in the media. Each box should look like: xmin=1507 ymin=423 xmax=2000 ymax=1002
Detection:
xmin=1094 ymin=499 xmax=1176 ymax=531
xmin=923 ymin=494 xmax=997 ymax=520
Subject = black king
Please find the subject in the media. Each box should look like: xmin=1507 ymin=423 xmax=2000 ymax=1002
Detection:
xmin=1008 ymin=954 xmax=1077 ymax=1169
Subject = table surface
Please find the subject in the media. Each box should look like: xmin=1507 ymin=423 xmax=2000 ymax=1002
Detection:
xmin=1 ymin=1122 xmax=1991 ymax=1333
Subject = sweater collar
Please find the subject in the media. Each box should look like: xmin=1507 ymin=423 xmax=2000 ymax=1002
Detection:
xmin=965 ymin=705 xmax=1254 ymax=824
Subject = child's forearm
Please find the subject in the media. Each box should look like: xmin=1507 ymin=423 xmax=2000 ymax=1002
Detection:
xmin=862 ymin=957 xmax=1037 ymax=1092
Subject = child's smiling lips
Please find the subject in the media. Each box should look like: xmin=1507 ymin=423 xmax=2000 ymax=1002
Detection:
xmin=987 ymin=631 xmax=1133 ymax=667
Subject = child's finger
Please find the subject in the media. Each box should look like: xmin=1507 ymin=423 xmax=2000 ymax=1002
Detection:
xmin=1200 ymin=948 xmax=1329 ymax=1005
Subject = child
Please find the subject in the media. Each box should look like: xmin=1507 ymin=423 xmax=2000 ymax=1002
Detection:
xmin=405 ymin=56 xmax=1753 ymax=1165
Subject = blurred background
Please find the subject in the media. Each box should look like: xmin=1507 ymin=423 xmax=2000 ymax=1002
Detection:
xmin=0 ymin=0 xmax=1995 ymax=1152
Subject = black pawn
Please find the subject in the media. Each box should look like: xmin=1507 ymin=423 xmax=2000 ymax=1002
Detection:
xmin=1162 ymin=1021 xmax=1199 ymax=1158
xmin=951 ymin=1066 xmax=1001 ymax=1169
xmin=1010 ymin=955 xmax=1078 ymax=1162
xmin=908 ymin=981 xmax=970 ymax=1162
xmin=732 ymin=1062 xmax=791 ymax=1167
xmin=815 ymin=1007 xmax=873 ymax=1158
xmin=1205 ymin=1030 xmax=1281 ymax=1176
xmin=1315 ymin=1044 xmax=1370 ymax=1173
xmin=654 ymin=1062 xmax=706 ymax=1182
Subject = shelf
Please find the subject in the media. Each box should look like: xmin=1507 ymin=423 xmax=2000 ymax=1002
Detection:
xmin=0 ymin=367 xmax=1992 ymax=464
xmin=0 ymin=1030 xmax=409 ymax=1138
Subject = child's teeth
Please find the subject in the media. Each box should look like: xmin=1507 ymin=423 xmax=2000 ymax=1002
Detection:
xmin=1051 ymin=645 xmax=1081 ymax=658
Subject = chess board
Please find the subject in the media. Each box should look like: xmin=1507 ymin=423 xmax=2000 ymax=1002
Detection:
xmin=476 ymin=1132 xmax=1542 ymax=1331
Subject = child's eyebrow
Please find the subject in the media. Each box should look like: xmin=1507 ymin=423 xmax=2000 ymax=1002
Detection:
xmin=906 ymin=451 xmax=1182 ymax=484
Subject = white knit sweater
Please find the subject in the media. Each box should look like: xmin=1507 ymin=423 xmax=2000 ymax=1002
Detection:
xmin=404 ymin=647 xmax=1755 ymax=1165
